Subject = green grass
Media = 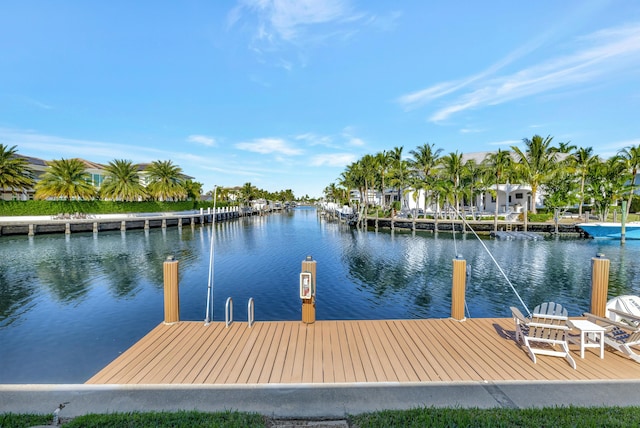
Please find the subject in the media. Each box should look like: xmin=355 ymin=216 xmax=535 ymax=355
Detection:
xmin=4 ymin=407 xmax=640 ymax=428
xmin=350 ymin=406 xmax=640 ymax=427
xmin=0 ymin=410 xmax=265 ymax=428
xmin=0 ymin=413 xmax=51 ymax=428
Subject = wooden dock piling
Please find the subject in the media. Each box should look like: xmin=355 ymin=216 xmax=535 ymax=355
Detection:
xmin=451 ymin=256 xmax=466 ymax=321
xmin=590 ymin=253 xmax=610 ymax=317
xmin=301 ymin=256 xmax=316 ymax=324
xmin=163 ymin=256 xmax=180 ymax=324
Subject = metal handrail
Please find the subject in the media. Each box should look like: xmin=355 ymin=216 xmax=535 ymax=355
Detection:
xmin=248 ymin=298 xmax=254 ymax=327
xmin=225 ymin=297 xmax=233 ymax=327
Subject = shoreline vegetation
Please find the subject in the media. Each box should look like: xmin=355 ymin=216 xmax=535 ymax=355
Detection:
xmin=2 ymin=202 xmax=639 ymax=237
xmin=323 ymin=136 xmax=640 ymax=229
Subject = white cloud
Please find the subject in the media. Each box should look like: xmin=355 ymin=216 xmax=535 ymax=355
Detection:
xmin=295 ymin=132 xmax=333 ymax=146
xmin=397 ymin=81 xmax=466 ymax=111
xmin=235 ymin=137 xmax=303 ymax=155
xmin=187 ymin=134 xmax=216 ymax=146
xmin=460 ymin=128 xmax=483 ymax=134
xmin=229 ymin=0 xmax=373 ymax=69
xmin=310 ymin=152 xmax=356 ymax=167
xmin=0 ymin=128 xmax=210 ymax=167
xmin=237 ymin=0 xmax=354 ymax=42
xmin=398 ymin=22 xmax=640 ymax=123
xmin=0 ymin=128 xmax=150 ymax=161
xmin=341 ymin=126 xmax=366 ymax=147
xmin=23 ymin=97 xmax=53 ymax=110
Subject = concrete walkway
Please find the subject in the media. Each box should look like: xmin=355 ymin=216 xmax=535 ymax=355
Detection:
xmin=3 ymin=381 xmax=640 ymax=419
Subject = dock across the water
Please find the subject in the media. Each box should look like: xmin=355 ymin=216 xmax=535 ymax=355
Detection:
xmin=0 ymin=208 xmax=261 ymax=236
xmin=490 ymin=231 xmax=542 ymax=240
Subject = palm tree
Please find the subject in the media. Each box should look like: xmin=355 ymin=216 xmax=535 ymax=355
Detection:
xmin=408 ymin=143 xmax=443 ymax=213
xmin=543 ymin=167 xmax=580 ymax=231
xmin=440 ymin=151 xmax=464 ymax=218
xmin=571 ymin=147 xmax=598 ymax=217
xmin=586 ymin=156 xmax=627 ymax=220
xmin=618 ymin=144 xmax=640 ymax=218
xmin=324 ymin=182 xmax=347 ymax=205
xmin=182 ymin=180 xmax=203 ymax=201
xmin=404 ymin=175 xmax=424 ymax=219
xmin=388 ymin=146 xmax=410 ymax=211
xmin=359 ymin=154 xmax=378 ymax=208
xmin=213 ymin=186 xmax=230 ymax=203
xmin=375 ymin=150 xmax=393 ymax=209
xmin=340 ymin=161 xmax=365 ymax=208
xmin=461 ymin=159 xmax=486 ymax=219
xmin=554 ymin=141 xmax=577 ymax=153
xmin=100 ymin=159 xmax=147 ymax=201
xmin=323 ymin=183 xmax=338 ymax=202
xmin=0 ymin=144 xmax=34 ymax=198
xmin=431 ymin=173 xmax=454 ymax=227
xmin=484 ymin=150 xmax=513 ymax=232
xmin=512 ymin=135 xmax=557 ymax=214
xmin=144 ymin=160 xmax=186 ymax=201
xmin=240 ymin=182 xmax=257 ymax=207
xmin=34 ymin=158 xmax=96 ymax=200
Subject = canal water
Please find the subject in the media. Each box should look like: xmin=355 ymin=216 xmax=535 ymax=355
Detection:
xmin=1 ymin=206 xmax=639 ymax=383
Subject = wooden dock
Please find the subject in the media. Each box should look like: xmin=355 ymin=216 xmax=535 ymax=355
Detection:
xmin=87 ymin=318 xmax=640 ymax=385
xmin=0 ymin=209 xmax=260 ymax=236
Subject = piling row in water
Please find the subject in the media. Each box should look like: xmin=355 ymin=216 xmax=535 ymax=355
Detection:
xmin=0 ymin=207 xmax=265 ymax=237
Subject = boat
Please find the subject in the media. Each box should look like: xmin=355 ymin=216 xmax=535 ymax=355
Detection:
xmin=576 ymin=222 xmax=640 ymax=239
xmin=606 ymin=295 xmax=640 ymax=325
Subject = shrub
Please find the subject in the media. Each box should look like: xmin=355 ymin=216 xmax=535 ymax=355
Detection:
xmin=0 ymin=200 xmax=237 ymax=217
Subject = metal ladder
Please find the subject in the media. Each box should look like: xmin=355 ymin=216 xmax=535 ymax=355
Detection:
xmin=225 ymin=297 xmax=255 ymax=328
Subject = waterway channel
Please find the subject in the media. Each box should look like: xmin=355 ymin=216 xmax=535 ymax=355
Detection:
xmin=1 ymin=206 xmax=639 ymax=383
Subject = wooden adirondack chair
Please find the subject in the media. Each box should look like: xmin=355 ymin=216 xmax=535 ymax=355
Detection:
xmin=511 ymin=305 xmax=577 ymax=369
xmin=584 ymin=311 xmax=640 ymax=363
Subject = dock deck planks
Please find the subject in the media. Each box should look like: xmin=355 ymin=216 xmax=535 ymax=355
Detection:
xmin=86 ymin=318 xmax=640 ymax=385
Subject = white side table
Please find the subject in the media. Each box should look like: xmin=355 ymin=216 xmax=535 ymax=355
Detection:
xmin=568 ymin=319 xmax=606 ymax=359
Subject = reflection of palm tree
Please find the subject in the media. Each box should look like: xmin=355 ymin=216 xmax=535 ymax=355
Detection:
xmin=36 ymin=258 xmax=92 ymax=302
xmin=35 ymin=158 xmax=96 ymax=200
xmin=342 ymin=239 xmax=433 ymax=312
xmin=101 ymin=253 xmax=141 ymax=298
xmin=0 ymin=270 xmax=39 ymax=326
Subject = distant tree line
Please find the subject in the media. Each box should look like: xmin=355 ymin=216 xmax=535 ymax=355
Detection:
xmin=0 ymin=144 xmax=314 ymax=208
xmin=210 ymin=182 xmax=300 ymax=206
xmin=325 ymin=135 xmax=640 ymax=222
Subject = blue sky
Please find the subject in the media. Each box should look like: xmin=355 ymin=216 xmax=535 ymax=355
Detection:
xmin=1 ymin=1 xmax=640 ymax=198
